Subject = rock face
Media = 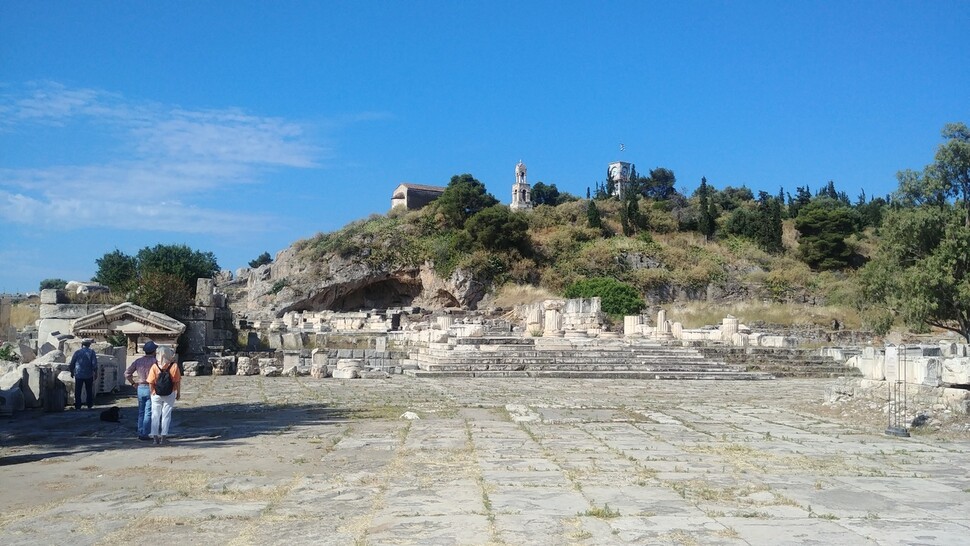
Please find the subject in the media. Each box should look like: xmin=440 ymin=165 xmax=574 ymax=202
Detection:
xmin=222 ymin=245 xmax=486 ymax=322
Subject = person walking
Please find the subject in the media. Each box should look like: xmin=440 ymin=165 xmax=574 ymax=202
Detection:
xmin=69 ymin=339 xmax=98 ymax=410
xmin=147 ymin=345 xmax=181 ymax=445
xmin=124 ymin=340 xmax=157 ymax=441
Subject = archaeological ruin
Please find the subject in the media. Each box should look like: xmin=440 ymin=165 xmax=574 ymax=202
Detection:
xmin=3 ymin=268 xmax=968 ymax=430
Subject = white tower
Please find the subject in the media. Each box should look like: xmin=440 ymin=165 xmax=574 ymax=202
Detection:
xmin=608 ymin=161 xmax=632 ymax=198
xmin=510 ymin=160 xmax=533 ymax=210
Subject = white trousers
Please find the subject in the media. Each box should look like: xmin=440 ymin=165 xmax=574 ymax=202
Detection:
xmin=150 ymin=392 xmax=176 ymax=437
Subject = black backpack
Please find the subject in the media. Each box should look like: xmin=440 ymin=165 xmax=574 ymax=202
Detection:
xmin=154 ymin=363 xmax=175 ymax=396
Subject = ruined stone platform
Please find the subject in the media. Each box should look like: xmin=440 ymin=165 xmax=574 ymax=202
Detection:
xmin=408 ymin=338 xmax=774 ymax=380
xmin=698 ymin=346 xmax=865 ymax=379
xmin=2 ymin=376 xmax=969 ymax=545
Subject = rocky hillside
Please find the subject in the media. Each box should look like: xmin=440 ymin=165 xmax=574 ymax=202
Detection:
xmin=219 ymin=196 xmax=867 ymax=325
xmin=221 ymin=244 xmax=488 ymax=322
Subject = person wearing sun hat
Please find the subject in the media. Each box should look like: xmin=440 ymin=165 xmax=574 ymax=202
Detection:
xmin=124 ymin=340 xmax=157 ymax=440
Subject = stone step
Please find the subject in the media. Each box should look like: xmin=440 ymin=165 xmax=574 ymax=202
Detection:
xmin=453 ymin=337 xmax=536 ymax=346
xmin=413 ymin=350 xmax=712 ymax=361
xmin=404 ymin=341 xmax=763 ymax=379
xmin=764 ymin=370 xmax=862 ymax=378
xmin=695 ymin=346 xmax=863 ymax=378
xmin=414 ymin=356 xmax=738 ymax=369
xmin=412 ymin=354 xmax=718 ymax=365
xmin=404 ymin=369 xmax=773 ymax=380
xmin=746 ymin=365 xmax=862 ymax=377
xmin=413 ymin=359 xmax=725 ymax=371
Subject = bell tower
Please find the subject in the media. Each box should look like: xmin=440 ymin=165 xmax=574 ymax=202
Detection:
xmin=510 ymin=160 xmax=533 ymax=210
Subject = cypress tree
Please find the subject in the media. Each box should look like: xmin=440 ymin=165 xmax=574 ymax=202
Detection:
xmin=698 ymin=177 xmax=715 ymax=240
xmin=587 ymin=200 xmax=603 ymax=229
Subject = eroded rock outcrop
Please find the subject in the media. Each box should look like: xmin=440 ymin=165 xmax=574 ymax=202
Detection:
xmin=222 ymin=245 xmax=485 ymax=322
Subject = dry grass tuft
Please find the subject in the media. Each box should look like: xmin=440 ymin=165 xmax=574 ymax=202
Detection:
xmin=10 ymin=304 xmax=39 ymax=329
xmin=782 ymin=221 xmax=800 ymax=251
xmin=668 ymin=301 xmax=861 ymax=330
xmin=490 ymin=284 xmax=557 ymax=308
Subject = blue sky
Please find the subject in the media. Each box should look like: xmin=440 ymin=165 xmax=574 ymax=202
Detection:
xmin=1 ymin=1 xmax=968 ymax=293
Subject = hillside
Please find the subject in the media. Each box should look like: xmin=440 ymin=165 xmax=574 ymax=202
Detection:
xmin=221 ymin=192 xmax=869 ymax=333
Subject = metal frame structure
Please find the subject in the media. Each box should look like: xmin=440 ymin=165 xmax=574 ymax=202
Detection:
xmin=885 ymin=344 xmax=910 ymax=437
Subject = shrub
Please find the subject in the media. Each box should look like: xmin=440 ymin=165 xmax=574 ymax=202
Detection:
xmin=457 ymin=250 xmax=508 ymax=284
xmin=268 ymin=279 xmax=289 ymax=295
xmin=39 ymin=278 xmax=68 ymax=291
xmin=249 ymin=252 xmax=272 ymax=268
xmin=564 ymin=277 xmax=644 ymax=316
xmin=0 ymin=344 xmax=20 ymax=362
xmin=465 ymin=205 xmax=530 ymax=253
xmin=106 ymin=332 xmax=128 ymax=347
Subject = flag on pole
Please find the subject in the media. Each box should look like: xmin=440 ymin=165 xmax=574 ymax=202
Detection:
xmin=619 ymin=143 xmax=625 ymax=152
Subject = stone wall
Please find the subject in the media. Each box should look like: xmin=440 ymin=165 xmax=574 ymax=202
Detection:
xmin=0 ymin=296 xmax=12 ymax=342
xmin=844 ymin=343 xmax=970 ymax=386
xmin=829 ymin=377 xmax=970 ymax=416
xmin=36 ymin=290 xmax=112 ymax=355
xmin=624 ymin=311 xmax=797 ymax=348
xmin=180 ymin=278 xmax=235 ymax=364
xmin=829 ymin=343 xmax=970 ymax=419
xmin=515 ymin=297 xmax=607 ymax=338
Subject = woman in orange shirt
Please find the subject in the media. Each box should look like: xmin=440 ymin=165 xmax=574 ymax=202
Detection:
xmin=147 ymin=345 xmax=182 ymax=445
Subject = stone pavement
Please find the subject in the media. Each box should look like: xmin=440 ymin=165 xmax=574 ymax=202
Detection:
xmin=1 ymin=376 xmax=969 ymax=545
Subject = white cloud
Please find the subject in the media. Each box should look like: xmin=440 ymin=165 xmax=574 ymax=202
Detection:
xmin=0 ymin=189 xmax=270 ymax=235
xmin=0 ymin=81 xmax=331 ymax=233
xmin=134 ymin=108 xmax=323 ymax=168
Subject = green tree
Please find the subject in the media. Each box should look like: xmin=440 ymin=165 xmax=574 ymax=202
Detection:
xmin=530 ymin=182 xmax=576 ymax=206
xmin=92 ymin=244 xmax=219 ymax=313
xmin=794 ymin=197 xmax=860 ymax=270
xmin=714 ymin=185 xmax=755 ymax=212
xmin=758 ymin=192 xmax=784 ymax=254
xmin=136 ymin=244 xmax=219 ymax=289
xmin=855 ymin=192 xmax=886 ymax=229
xmin=530 ymin=182 xmax=560 ymax=206
xmin=641 ymin=167 xmax=677 ymax=201
xmin=564 ymin=277 xmax=644 ymax=316
xmin=39 ymin=278 xmax=68 ymax=291
xmin=860 ymin=206 xmax=970 ymax=341
xmin=130 ymin=270 xmax=193 ymax=317
xmin=248 ymin=251 xmax=272 ymax=268
xmin=894 ymin=123 xmax=970 ymax=224
xmin=929 ymin=122 xmax=970 ymax=226
xmin=586 ymin=200 xmax=603 ymax=230
xmin=723 ymin=192 xmax=783 ymax=253
xmin=619 ymin=194 xmax=647 ymax=236
xmin=697 ymin=177 xmax=716 ymax=240
xmin=464 ymin=205 xmax=530 ymax=253
xmin=816 ymin=180 xmax=850 ymax=205
xmin=434 ymin=174 xmax=499 ymax=228
xmin=787 ymin=186 xmax=812 ymax=218
xmin=93 ymin=249 xmax=139 ymax=291
xmin=860 ymin=123 xmax=970 ymax=341
xmin=604 ymin=170 xmax=617 ymax=198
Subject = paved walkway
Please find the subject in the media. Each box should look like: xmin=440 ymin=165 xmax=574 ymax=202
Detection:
xmin=1 ymin=377 xmax=968 ymax=545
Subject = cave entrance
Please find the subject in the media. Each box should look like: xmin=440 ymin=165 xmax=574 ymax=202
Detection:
xmin=429 ymin=289 xmax=460 ymax=308
xmin=330 ymin=277 xmax=423 ymax=312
